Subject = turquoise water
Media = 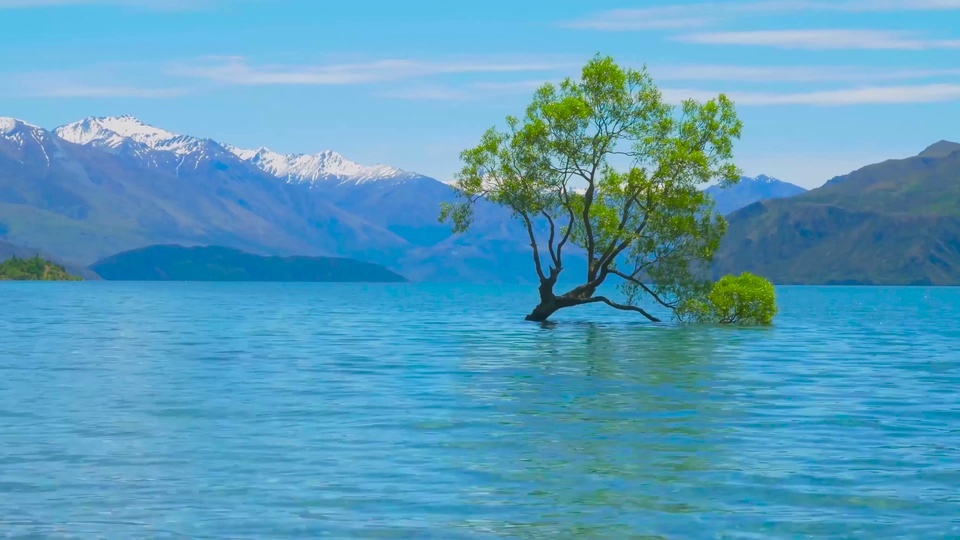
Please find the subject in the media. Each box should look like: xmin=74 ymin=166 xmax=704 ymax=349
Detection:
xmin=1 ymin=283 xmax=959 ymax=538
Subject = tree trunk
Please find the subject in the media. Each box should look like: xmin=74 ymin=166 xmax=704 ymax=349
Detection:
xmin=525 ymin=299 xmax=561 ymax=322
xmin=524 ymin=279 xmax=597 ymax=322
xmin=525 ymin=271 xmax=563 ymax=322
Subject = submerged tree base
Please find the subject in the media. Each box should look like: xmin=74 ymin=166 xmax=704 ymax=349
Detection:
xmin=524 ymin=283 xmax=664 ymax=323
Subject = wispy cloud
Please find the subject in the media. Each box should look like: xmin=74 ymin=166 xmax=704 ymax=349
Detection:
xmin=379 ymin=80 xmax=552 ymax=101
xmin=377 ymin=86 xmax=475 ymax=101
xmin=676 ymin=29 xmax=960 ymax=50
xmin=381 ymin=78 xmax=960 ymax=106
xmin=650 ymin=65 xmax=960 ymax=83
xmin=0 ymin=0 xmax=244 ymax=9
xmin=173 ymin=56 xmax=575 ymax=86
xmin=663 ymin=84 xmax=960 ymax=106
xmin=566 ymin=0 xmax=960 ymax=30
xmin=31 ymin=85 xmax=190 ymax=98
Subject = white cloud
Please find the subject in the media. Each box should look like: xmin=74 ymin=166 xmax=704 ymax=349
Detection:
xmin=566 ymin=0 xmax=960 ymax=30
xmin=663 ymin=84 xmax=960 ymax=106
xmin=676 ymin=29 xmax=960 ymax=50
xmin=0 ymin=0 xmax=241 ymax=8
xmin=378 ymin=86 xmax=475 ymax=101
xmin=7 ymin=66 xmax=192 ymax=99
xmin=31 ymin=85 xmax=189 ymax=98
xmin=649 ymin=65 xmax=960 ymax=83
xmin=173 ymin=56 xmax=575 ymax=86
xmin=379 ymin=80 xmax=553 ymax=101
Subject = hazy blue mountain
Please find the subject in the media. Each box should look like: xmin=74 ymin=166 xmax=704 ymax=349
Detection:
xmin=91 ymin=245 xmax=407 ymax=282
xmin=0 ymin=239 xmax=32 ymax=261
xmin=1 ymin=115 xmax=538 ymax=282
xmin=705 ymin=174 xmax=807 ymax=215
xmin=1 ymin=116 xmax=408 ymax=264
xmin=714 ymin=141 xmax=960 ymax=285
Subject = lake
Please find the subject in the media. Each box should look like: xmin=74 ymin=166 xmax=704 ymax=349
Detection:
xmin=1 ymin=283 xmax=959 ymax=538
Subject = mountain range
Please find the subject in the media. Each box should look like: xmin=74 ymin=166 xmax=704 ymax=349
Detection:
xmin=0 ymin=115 xmax=527 ymax=282
xmin=9 ymin=114 xmax=949 ymax=285
xmin=2 ymin=114 xmax=798 ymax=283
xmin=714 ymin=141 xmax=960 ymax=285
xmin=706 ymin=174 xmax=806 ymax=215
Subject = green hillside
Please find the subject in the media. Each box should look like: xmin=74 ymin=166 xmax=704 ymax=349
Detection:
xmin=0 ymin=255 xmax=82 ymax=281
xmin=714 ymin=141 xmax=960 ymax=285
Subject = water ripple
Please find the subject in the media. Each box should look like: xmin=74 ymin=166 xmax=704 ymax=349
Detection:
xmin=1 ymin=283 xmax=959 ymax=538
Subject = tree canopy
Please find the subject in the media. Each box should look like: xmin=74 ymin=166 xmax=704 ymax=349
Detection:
xmin=441 ymin=54 xmax=756 ymax=323
xmin=696 ymin=272 xmax=779 ymax=325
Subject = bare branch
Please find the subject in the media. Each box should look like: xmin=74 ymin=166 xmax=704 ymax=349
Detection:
xmin=555 ymin=183 xmax=577 ymax=264
xmin=581 ymin=296 xmax=661 ymax=322
xmin=608 ymin=269 xmax=679 ymax=310
xmin=540 ymin=210 xmax=559 ymax=269
xmin=520 ymin=213 xmax=547 ymax=282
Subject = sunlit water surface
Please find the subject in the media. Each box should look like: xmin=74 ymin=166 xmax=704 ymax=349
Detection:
xmin=1 ymin=283 xmax=959 ymax=538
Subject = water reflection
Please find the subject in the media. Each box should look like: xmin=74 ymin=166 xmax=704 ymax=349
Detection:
xmin=455 ymin=322 xmax=736 ymax=537
xmin=4 ymin=284 xmax=960 ymax=538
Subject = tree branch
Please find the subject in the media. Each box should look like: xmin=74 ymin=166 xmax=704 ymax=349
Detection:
xmin=555 ymin=183 xmax=576 ymax=264
xmin=520 ymin=213 xmax=547 ymax=282
xmin=580 ymin=295 xmax=661 ymax=322
xmin=540 ymin=209 xmax=559 ymax=269
xmin=608 ymin=269 xmax=678 ymax=310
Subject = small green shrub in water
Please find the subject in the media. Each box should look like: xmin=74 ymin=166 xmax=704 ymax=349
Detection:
xmin=698 ymin=272 xmax=777 ymax=325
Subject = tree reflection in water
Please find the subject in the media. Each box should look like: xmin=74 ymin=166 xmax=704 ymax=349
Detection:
xmin=453 ymin=321 xmax=742 ymax=538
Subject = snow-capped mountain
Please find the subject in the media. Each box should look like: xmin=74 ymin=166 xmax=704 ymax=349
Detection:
xmin=2 ymin=115 xmax=421 ymax=268
xmin=0 ymin=117 xmax=64 ymax=165
xmin=225 ymin=145 xmax=417 ymax=186
xmin=56 ymin=115 xmax=179 ymax=150
xmin=751 ymin=174 xmax=788 ymax=184
xmin=55 ymin=115 xmax=233 ymax=169
xmin=705 ymin=174 xmax=807 ymax=215
xmin=54 ymin=115 xmax=419 ymax=185
xmin=0 ymin=113 xmax=542 ymax=282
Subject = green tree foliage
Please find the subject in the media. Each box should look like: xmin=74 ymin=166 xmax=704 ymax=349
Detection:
xmin=0 ymin=255 xmax=81 ymax=281
xmin=440 ymin=54 xmax=745 ymax=322
xmin=696 ymin=272 xmax=778 ymax=325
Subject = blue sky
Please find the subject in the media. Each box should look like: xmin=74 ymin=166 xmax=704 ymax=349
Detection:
xmin=2 ymin=0 xmax=959 ymax=188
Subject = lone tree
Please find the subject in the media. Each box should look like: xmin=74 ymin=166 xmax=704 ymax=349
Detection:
xmin=441 ymin=55 xmax=748 ymax=323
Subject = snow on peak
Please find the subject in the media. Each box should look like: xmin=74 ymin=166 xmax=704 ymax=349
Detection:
xmin=0 ymin=117 xmax=41 ymax=136
xmin=53 ymin=115 xmax=417 ymax=184
xmin=55 ymin=115 xmax=209 ymax=156
xmin=57 ymin=115 xmax=171 ymax=146
xmin=0 ymin=117 xmax=20 ymax=135
xmin=0 ymin=117 xmax=62 ymax=163
xmin=751 ymin=174 xmax=782 ymax=184
xmin=227 ymin=145 xmax=410 ymax=185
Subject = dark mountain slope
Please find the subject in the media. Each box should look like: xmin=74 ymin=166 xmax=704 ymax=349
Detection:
xmin=91 ymin=245 xmax=407 ymax=282
xmin=715 ymin=141 xmax=960 ymax=285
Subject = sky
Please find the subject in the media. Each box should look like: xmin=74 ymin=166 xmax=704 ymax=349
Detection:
xmin=2 ymin=0 xmax=959 ymax=188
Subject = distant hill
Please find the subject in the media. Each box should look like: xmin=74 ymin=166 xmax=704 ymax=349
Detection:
xmin=0 ymin=239 xmax=100 ymax=279
xmin=705 ymin=174 xmax=807 ymax=215
xmin=0 ymin=255 xmax=81 ymax=281
xmin=714 ymin=141 xmax=960 ymax=285
xmin=90 ymin=245 xmax=408 ymax=282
